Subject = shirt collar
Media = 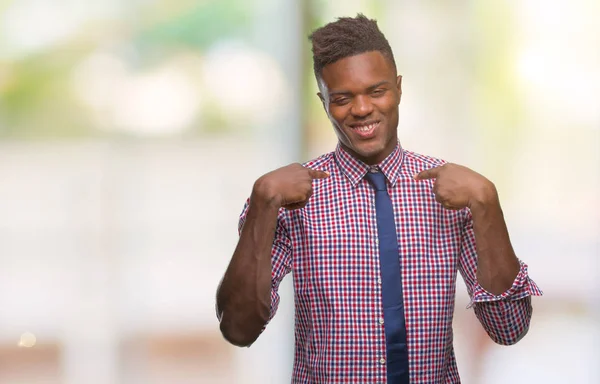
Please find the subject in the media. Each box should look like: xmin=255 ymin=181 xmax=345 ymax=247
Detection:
xmin=334 ymin=141 xmax=404 ymax=187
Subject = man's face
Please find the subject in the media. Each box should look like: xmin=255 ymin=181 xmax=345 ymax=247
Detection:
xmin=318 ymin=51 xmax=402 ymax=165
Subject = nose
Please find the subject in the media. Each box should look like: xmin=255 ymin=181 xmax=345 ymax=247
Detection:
xmin=350 ymin=95 xmax=373 ymax=117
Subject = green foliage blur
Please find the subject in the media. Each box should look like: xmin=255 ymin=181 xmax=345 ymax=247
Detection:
xmin=0 ymin=0 xmax=251 ymax=139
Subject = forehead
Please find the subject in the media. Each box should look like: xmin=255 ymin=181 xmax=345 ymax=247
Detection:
xmin=320 ymin=51 xmax=396 ymax=92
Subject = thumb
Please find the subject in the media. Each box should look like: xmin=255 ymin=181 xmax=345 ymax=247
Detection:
xmin=308 ymin=168 xmax=330 ymax=179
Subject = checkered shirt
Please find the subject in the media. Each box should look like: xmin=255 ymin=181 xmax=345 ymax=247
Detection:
xmin=238 ymin=143 xmax=542 ymax=383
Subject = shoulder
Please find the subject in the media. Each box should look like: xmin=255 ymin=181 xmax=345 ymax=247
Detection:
xmin=401 ymin=149 xmax=448 ymax=174
xmin=301 ymin=151 xmax=335 ymax=172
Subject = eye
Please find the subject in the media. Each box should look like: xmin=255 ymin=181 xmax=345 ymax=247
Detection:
xmin=371 ymin=88 xmax=386 ymax=97
xmin=332 ymin=97 xmax=350 ymax=106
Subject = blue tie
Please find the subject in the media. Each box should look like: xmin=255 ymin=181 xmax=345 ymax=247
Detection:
xmin=365 ymin=169 xmax=410 ymax=384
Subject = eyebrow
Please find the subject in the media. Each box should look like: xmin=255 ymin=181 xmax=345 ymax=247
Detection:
xmin=328 ymin=81 xmax=392 ymax=97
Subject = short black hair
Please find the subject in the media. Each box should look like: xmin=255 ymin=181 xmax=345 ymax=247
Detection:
xmin=308 ymin=13 xmax=396 ymax=80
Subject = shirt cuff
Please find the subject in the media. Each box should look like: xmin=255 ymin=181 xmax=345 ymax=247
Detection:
xmin=467 ymin=261 xmax=543 ymax=309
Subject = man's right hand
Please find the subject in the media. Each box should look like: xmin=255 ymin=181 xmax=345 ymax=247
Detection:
xmin=252 ymin=163 xmax=329 ymax=210
xmin=220 ymin=164 xmax=326 ymax=346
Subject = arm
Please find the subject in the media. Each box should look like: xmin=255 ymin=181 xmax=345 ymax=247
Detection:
xmin=469 ymin=183 xmax=520 ymax=294
xmin=415 ymin=163 xmax=543 ymax=345
xmin=215 ymin=184 xmax=285 ymax=347
xmin=459 ymin=206 xmax=543 ymax=345
xmin=216 ymin=164 xmax=328 ymax=347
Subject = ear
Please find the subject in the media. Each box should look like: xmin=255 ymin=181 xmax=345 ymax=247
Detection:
xmin=396 ymin=75 xmax=403 ymax=103
xmin=317 ymin=92 xmax=328 ymax=113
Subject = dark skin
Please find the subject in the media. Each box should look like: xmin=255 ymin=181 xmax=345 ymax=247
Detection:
xmin=317 ymin=51 xmax=402 ymax=165
xmin=216 ymin=164 xmax=328 ymax=347
xmin=216 ymin=50 xmax=519 ymax=347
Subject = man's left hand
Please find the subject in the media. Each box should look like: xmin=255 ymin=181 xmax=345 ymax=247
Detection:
xmin=414 ymin=163 xmax=498 ymax=210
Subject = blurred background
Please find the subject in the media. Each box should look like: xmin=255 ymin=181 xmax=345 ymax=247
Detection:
xmin=0 ymin=0 xmax=598 ymax=383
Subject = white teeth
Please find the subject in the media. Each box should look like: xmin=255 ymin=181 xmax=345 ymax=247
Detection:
xmin=355 ymin=123 xmax=377 ymax=132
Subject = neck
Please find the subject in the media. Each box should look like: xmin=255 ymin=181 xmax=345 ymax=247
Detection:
xmin=340 ymin=141 xmax=397 ymax=166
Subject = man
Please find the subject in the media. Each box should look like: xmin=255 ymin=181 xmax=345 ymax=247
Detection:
xmin=216 ymin=14 xmax=542 ymax=384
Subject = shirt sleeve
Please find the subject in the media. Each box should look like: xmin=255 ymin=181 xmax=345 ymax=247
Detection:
xmin=238 ymin=199 xmax=292 ymax=329
xmin=457 ymin=208 xmax=543 ymax=345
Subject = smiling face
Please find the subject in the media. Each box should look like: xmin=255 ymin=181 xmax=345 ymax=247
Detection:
xmin=318 ymin=51 xmax=402 ymax=165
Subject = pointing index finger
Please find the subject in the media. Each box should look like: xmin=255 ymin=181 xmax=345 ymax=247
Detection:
xmin=414 ymin=166 xmax=441 ymax=180
xmin=308 ymin=168 xmax=330 ymax=179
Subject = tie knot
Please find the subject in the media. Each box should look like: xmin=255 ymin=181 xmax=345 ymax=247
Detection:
xmin=365 ymin=170 xmax=387 ymax=191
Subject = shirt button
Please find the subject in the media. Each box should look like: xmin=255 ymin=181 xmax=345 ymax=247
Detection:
xmin=378 ymin=318 xmax=384 ymax=325
xmin=377 ymin=278 xmax=382 ymax=285
xmin=380 ymin=358 xmax=386 ymax=365
xmin=375 ymin=238 xmax=379 ymax=245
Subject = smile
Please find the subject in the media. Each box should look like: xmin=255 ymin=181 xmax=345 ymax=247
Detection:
xmin=349 ymin=121 xmax=380 ymax=138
